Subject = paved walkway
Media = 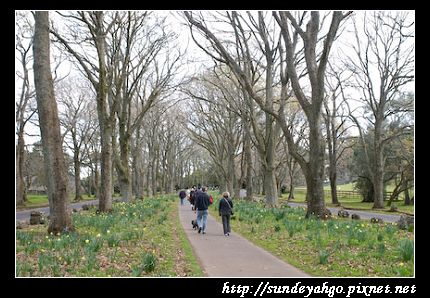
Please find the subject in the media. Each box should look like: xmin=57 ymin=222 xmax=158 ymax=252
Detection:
xmin=16 ymin=199 xmax=99 ymax=222
xmin=178 ymin=200 xmax=310 ymax=277
xmin=286 ymin=202 xmax=404 ymax=223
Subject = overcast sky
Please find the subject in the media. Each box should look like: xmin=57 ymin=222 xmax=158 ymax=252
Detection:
xmin=16 ymin=10 xmax=415 ymax=149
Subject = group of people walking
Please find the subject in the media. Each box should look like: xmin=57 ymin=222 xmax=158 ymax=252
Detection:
xmin=178 ymin=186 xmax=234 ymax=236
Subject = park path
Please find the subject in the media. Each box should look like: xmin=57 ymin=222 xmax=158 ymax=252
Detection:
xmin=16 ymin=199 xmax=99 ymax=222
xmin=177 ymin=199 xmax=310 ymax=277
xmin=286 ymin=202 xmax=403 ymax=223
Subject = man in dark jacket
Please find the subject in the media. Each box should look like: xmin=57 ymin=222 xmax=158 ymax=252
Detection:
xmin=194 ymin=186 xmax=211 ymax=234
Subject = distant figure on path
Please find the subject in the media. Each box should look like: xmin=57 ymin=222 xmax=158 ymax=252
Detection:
xmin=179 ymin=189 xmax=187 ymax=205
xmin=218 ymin=191 xmax=234 ymax=236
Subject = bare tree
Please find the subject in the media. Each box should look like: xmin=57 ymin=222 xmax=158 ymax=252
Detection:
xmin=16 ymin=13 xmax=36 ymax=205
xmin=58 ymin=77 xmax=95 ymax=201
xmin=323 ymin=64 xmax=356 ymax=205
xmin=81 ymin=119 xmax=100 ymax=198
xmin=33 ymin=11 xmax=73 ymax=233
xmin=191 ymin=66 xmax=256 ymax=199
xmin=385 ymin=136 xmax=414 ymax=206
xmin=108 ymin=12 xmax=181 ymax=201
xmin=131 ymin=119 xmax=146 ymax=200
xmin=51 ymin=11 xmax=121 ymax=211
xmin=185 ymin=75 xmax=242 ymax=197
xmin=343 ymin=11 xmax=414 ymax=209
xmin=185 ymin=66 xmax=257 ymax=198
xmin=23 ymin=142 xmax=46 ymax=193
xmin=270 ymin=11 xmax=351 ymax=217
xmin=184 ymin=11 xmax=281 ymax=206
xmin=282 ymin=103 xmax=308 ymax=201
xmin=158 ymin=113 xmax=189 ymax=193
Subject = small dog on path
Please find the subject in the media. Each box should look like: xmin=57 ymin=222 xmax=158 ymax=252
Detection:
xmin=191 ymin=219 xmax=198 ymax=230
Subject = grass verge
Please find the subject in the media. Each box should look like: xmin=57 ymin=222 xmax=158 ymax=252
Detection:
xmin=16 ymin=194 xmax=202 ymax=277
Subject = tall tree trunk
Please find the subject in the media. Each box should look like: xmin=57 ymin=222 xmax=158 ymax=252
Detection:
xmin=276 ymin=176 xmax=282 ymax=198
xmin=95 ymin=15 xmax=113 ymax=212
xmin=329 ymin=168 xmax=339 ymax=205
xmin=273 ymin=11 xmax=348 ymax=218
xmin=263 ymin=55 xmax=278 ymax=207
xmin=287 ymin=158 xmax=296 ymax=200
xmin=263 ymin=163 xmax=277 ymax=207
xmin=244 ymin=122 xmax=253 ymax=201
xmin=133 ymin=162 xmax=144 ymax=200
xmin=132 ymin=135 xmax=144 ymax=199
xmin=387 ymin=174 xmax=402 ymax=207
xmin=166 ymin=146 xmax=175 ymax=194
xmin=152 ymin=155 xmax=158 ymax=196
xmin=94 ymin=158 xmax=99 ymax=198
xmin=403 ymin=180 xmax=411 ymax=205
xmin=179 ymin=160 xmax=184 ymax=189
xmin=226 ymin=178 xmax=233 ymax=197
xmin=98 ymin=123 xmax=113 ymax=211
xmin=326 ymin=103 xmax=339 ymax=205
xmin=33 ymin=11 xmax=73 ymax=233
xmin=372 ymin=127 xmax=385 ymax=209
xmin=117 ymin=138 xmax=132 ymax=202
xmin=146 ymin=161 xmax=153 ymax=197
xmin=116 ymin=99 xmax=133 ymax=201
xmin=16 ymin=130 xmax=27 ymax=205
xmin=254 ymin=160 xmax=263 ymax=195
xmin=288 ymin=183 xmax=295 ymax=200
xmin=119 ymin=169 xmax=132 ymax=202
xmin=227 ymin=138 xmax=236 ymax=197
xmin=361 ymin=179 xmax=374 ymax=202
xmin=16 ymin=150 xmax=24 ymax=206
xmin=305 ymin=116 xmax=328 ymax=218
xmin=372 ymin=168 xmax=384 ymax=208
xmin=73 ymin=148 xmax=83 ymax=201
xmin=245 ymin=162 xmax=253 ymax=201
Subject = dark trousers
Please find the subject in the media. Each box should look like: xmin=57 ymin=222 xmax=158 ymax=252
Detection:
xmin=221 ymin=214 xmax=231 ymax=234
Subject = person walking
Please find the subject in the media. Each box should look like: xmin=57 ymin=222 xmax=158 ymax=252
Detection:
xmin=218 ymin=191 xmax=234 ymax=236
xmin=194 ymin=186 xmax=211 ymax=234
xmin=189 ymin=186 xmax=196 ymax=210
xmin=179 ymin=189 xmax=187 ymax=205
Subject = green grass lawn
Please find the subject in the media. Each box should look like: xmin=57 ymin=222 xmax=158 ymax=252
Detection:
xmin=22 ymin=195 xmax=50 ymax=208
xmin=287 ymin=184 xmax=414 ymax=215
xmin=18 ymin=194 xmax=114 ymax=210
xmin=209 ymin=199 xmax=414 ymax=277
xmin=323 ymin=182 xmax=356 ymax=191
xmin=321 ymin=182 xmax=414 ymax=193
xmin=16 ymin=194 xmax=203 ymax=277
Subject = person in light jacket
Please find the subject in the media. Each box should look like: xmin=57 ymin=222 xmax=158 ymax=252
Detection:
xmin=218 ymin=191 xmax=234 ymax=236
